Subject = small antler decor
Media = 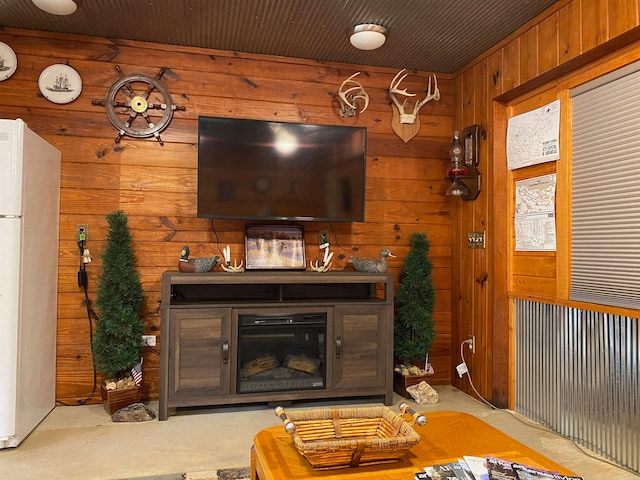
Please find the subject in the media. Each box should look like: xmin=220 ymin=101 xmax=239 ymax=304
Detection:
xmin=310 ymin=246 xmax=333 ymax=272
xmin=336 ymin=72 xmax=369 ymax=118
xmin=220 ymin=245 xmax=245 ymax=273
xmin=388 ymin=69 xmax=440 ymax=143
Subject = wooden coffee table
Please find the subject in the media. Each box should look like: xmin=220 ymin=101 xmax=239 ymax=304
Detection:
xmin=250 ymin=410 xmax=577 ymax=480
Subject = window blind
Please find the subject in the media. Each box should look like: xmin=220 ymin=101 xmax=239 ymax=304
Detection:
xmin=570 ymin=62 xmax=640 ymax=309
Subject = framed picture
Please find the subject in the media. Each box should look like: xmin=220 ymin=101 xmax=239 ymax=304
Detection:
xmin=245 ymin=225 xmax=306 ymax=270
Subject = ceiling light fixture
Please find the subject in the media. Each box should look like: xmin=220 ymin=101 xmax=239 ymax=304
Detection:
xmin=349 ymin=24 xmax=388 ymax=51
xmin=32 ymin=0 xmax=79 ymax=15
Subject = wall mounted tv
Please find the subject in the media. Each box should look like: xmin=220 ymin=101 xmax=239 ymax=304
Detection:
xmin=197 ymin=116 xmax=367 ymax=222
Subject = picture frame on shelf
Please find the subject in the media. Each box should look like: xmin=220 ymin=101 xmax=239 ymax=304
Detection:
xmin=245 ymin=225 xmax=306 ymax=270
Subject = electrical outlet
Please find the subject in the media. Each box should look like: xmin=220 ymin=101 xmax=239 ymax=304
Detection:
xmin=76 ymin=224 xmax=89 ymax=242
xmin=456 ymin=362 xmax=468 ymax=377
xmin=142 ymin=335 xmax=156 ymax=347
xmin=319 ymin=230 xmax=329 ymax=247
xmin=468 ymin=335 xmax=476 ymax=353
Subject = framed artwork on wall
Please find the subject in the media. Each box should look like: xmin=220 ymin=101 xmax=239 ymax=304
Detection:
xmin=245 ymin=225 xmax=306 ymax=270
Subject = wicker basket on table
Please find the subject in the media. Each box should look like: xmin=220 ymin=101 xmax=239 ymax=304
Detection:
xmin=274 ymin=403 xmax=426 ymax=470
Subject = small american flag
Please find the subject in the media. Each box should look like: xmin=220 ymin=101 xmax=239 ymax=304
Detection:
xmin=131 ymin=358 xmax=143 ymax=387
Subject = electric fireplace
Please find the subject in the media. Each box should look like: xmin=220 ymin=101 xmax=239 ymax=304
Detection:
xmin=237 ymin=312 xmax=327 ymax=394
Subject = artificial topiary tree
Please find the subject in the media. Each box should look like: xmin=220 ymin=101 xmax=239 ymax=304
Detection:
xmin=394 ymin=231 xmax=436 ymax=367
xmin=92 ymin=210 xmax=145 ymax=383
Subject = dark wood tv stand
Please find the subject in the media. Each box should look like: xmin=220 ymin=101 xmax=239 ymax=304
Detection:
xmin=158 ymin=271 xmax=394 ymax=420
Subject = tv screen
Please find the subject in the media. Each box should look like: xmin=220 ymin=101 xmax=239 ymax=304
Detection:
xmin=197 ymin=116 xmax=366 ymax=222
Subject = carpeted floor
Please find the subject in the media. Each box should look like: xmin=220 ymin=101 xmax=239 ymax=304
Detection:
xmin=115 ymin=467 xmax=250 ymax=480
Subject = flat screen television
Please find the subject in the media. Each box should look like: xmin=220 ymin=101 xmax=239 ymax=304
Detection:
xmin=197 ymin=116 xmax=366 ymax=222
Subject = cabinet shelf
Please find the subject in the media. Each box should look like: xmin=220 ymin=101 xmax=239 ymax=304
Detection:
xmin=168 ymin=275 xmax=384 ymax=304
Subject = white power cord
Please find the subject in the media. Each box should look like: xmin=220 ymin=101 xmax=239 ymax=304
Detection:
xmin=457 ymin=339 xmax=639 ymax=476
xmin=459 ymin=339 xmax=499 ymax=410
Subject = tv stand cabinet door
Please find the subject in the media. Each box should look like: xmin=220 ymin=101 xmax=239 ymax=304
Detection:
xmin=168 ymin=308 xmax=232 ymax=402
xmin=332 ymin=304 xmax=387 ymax=390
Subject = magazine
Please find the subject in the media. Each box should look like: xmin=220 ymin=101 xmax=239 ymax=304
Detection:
xmin=486 ymin=456 xmax=517 ymax=480
xmin=512 ymin=462 xmax=584 ymax=480
xmin=463 ymin=455 xmax=489 ymax=480
xmin=457 ymin=458 xmax=477 ymax=480
xmin=431 ymin=463 xmax=459 ymax=480
xmin=512 ymin=463 xmax=557 ymax=480
xmin=423 ymin=456 xmax=582 ymax=480
xmin=450 ymin=461 xmax=472 ymax=480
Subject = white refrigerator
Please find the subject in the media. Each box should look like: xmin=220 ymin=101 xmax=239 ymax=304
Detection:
xmin=0 ymin=118 xmax=61 ymax=448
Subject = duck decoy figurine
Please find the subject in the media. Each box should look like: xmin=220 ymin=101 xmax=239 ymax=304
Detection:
xmin=178 ymin=246 xmax=220 ymax=273
xmin=348 ymin=248 xmax=396 ymax=273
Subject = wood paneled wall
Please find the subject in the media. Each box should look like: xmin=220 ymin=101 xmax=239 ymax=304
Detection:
xmin=451 ymin=0 xmax=640 ymax=406
xmin=0 ymin=28 xmax=455 ymax=405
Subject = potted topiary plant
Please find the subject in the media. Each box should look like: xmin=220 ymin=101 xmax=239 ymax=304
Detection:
xmin=393 ymin=231 xmax=436 ymax=398
xmin=92 ymin=210 xmax=145 ymax=414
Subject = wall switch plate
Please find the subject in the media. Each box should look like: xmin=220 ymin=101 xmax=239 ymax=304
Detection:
xmin=467 ymin=231 xmax=485 ymax=248
xmin=142 ymin=335 xmax=156 ymax=347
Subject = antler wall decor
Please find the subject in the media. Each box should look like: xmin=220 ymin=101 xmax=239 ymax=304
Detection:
xmin=388 ymin=69 xmax=440 ymax=143
xmin=336 ymin=72 xmax=369 ymax=118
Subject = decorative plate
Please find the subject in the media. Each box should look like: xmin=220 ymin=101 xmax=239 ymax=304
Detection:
xmin=38 ymin=64 xmax=82 ymax=104
xmin=0 ymin=42 xmax=18 ymax=81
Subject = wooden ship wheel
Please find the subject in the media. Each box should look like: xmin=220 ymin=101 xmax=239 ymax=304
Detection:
xmin=93 ymin=65 xmax=186 ymax=145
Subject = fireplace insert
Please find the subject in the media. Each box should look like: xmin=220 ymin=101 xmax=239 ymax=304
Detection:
xmin=237 ymin=312 xmax=326 ymax=394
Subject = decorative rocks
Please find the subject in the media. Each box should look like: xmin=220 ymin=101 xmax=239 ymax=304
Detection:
xmin=405 ymin=381 xmax=439 ymax=405
xmin=111 ymin=403 xmax=156 ymax=422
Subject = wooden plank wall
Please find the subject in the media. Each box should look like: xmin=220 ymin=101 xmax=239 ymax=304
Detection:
xmin=451 ymin=0 xmax=640 ymax=406
xmin=0 ymin=28 xmax=455 ymax=405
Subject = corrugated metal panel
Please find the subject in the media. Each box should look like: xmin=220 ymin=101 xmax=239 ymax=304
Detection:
xmin=0 ymin=0 xmax=559 ymax=73
xmin=515 ymin=299 xmax=640 ymax=474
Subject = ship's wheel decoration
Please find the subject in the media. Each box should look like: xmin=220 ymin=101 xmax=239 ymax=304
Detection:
xmin=92 ymin=65 xmax=186 ymax=145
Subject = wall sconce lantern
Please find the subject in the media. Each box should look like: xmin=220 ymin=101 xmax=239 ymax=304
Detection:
xmin=445 ymin=125 xmax=481 ymax=200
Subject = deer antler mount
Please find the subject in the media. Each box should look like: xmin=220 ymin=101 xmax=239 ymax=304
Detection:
xmin=388 ymin=69 xmax=440 ymax=143
xmin=336 ymin=72 xmax=369 ymax=118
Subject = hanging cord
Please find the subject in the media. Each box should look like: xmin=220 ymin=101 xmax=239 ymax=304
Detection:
xmin=459 ymin=339 xmax=638 ymax=474
xmin=460 ymin=340 xmax=499 ymax=410
xmin=210 ymin=218 xmax=227 ymax=259
xmin=327 ymin=221 xmax=351 ymax=271
xmin=56 ymin=239 xmax=98 ymax=406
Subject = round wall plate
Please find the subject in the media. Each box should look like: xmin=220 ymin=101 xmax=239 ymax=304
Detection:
xmin=0 ymin=42 xmax=18 ymax=81
xmin=38 ymin=64 xmax=82 ymax=104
